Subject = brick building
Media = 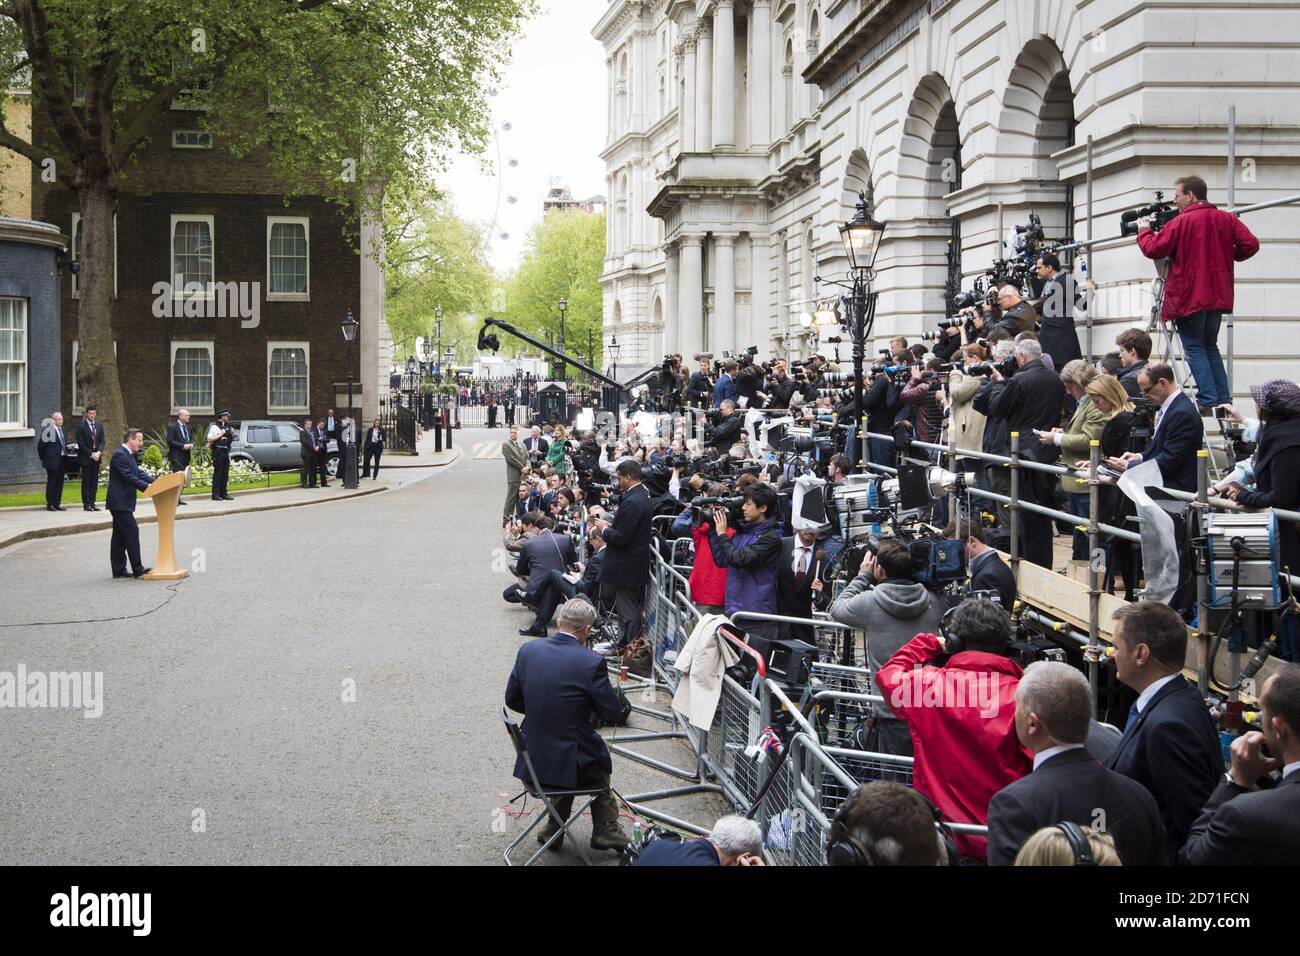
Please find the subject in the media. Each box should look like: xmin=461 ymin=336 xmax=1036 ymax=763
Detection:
xmin=28 ymin=98 xmax=388 ymax=438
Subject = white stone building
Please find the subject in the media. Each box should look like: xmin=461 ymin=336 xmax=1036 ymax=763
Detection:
xmin=593 ymin=0 xmax=1300 ymax=399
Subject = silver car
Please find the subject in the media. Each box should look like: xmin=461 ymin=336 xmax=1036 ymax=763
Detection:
xmin=228 ymin=420 xmax=340 ymax=476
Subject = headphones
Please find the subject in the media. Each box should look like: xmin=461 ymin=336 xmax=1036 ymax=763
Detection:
xmin=939 ymin=605 xmax=964 ymax=655
xmin=1055 ymin=821 xmax=1099 ymax=866
xmin=826 ymin=786 xmax=959 ymax=866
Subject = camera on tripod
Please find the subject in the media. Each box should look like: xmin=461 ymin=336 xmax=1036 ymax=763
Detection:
xmin=1120 ymin=191 xmax=1179 ymax=237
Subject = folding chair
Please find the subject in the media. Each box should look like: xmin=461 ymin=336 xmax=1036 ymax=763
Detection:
xmin=500 ymin=707 xmax=602 ymax=866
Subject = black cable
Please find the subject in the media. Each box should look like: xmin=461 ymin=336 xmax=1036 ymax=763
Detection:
xmin=0 ymin=577 xmax=187 ymax=628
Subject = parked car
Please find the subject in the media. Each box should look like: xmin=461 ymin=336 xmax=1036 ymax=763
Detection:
xmin=227 ymin=421 xmax=340 ymax=477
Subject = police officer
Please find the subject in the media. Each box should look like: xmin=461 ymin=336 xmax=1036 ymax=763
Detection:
xmin=206 ymin=407 xmax=234 ymax=501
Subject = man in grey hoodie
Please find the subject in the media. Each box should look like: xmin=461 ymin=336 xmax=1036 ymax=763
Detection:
xmin=829 ymin=539 xmax=947 ymax=756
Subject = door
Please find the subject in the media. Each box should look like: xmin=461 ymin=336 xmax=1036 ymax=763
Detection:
xmin=245 ymin=424 xmax=277 ymax=469
xmin=274 ymin=423 xmax=301 ymax=469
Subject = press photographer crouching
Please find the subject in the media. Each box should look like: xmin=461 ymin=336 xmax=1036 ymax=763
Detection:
xmin=705 ymin=399 xmax=745 ymax=455
xmin=829 ymin=539 xmax=948 ymax=756
xmin=519 ymin=524 xmax=605 ymax=638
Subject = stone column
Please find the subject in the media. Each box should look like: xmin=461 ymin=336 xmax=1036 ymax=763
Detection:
xmin=665 ymin=243 xmax=681 ymax=354
xmin=749 ymin=0 xmax=772 ymax=147
xmin=696 ymin=20 xmax=713 ymax=152
xmin=714 ymin=234 xmax=736 ymax=355
xmin=749 ymin=233 xmax=770 ymax=350
xmin=713 ymin=0 xmax=736 ymax=148
xmin=681 ymin=36 xmax=697 ymax=153
xmin=678 ymin=236 xmax=704 ymax=359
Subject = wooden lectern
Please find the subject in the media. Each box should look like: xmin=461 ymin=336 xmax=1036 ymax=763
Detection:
xmin=142 ymin=470 xmax=188 ymax=581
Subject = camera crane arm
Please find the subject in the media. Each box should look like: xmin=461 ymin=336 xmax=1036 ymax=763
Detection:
xmin=476 ymin=317 xmax=625 ymax=392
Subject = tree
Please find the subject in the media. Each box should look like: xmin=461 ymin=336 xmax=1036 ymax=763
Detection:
xmin=385 ymin=196 xmax=493 ymax=366
xmin=503 ymin=208 xmax=606 ymax=375
xmin=0 ymin=0 xmax=533 ymax=432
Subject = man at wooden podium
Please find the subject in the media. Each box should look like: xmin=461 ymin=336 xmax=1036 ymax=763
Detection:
xmin=108 ymin=427 xmax=152 ymax=579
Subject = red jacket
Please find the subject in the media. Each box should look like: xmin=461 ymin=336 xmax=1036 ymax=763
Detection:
xmin=1136 ymin=201 xmax=1259 ymax=321
xmin=875 ymin=632 xmax=1031 ymax=861
xmin=689 ymin=524 xmax=732 ymax=606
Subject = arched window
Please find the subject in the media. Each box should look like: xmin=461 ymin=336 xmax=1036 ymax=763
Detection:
xmin=658 ymin=73 xmax=666 ymax=117
xmin=783 ymin=38 xmax=795 ymax=130
xmin=618 ymin=52 xmax=629 ymax=131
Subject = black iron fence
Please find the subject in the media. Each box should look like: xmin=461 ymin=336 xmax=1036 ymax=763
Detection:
xmin=377 ymin=395 xmax=417 ymax=453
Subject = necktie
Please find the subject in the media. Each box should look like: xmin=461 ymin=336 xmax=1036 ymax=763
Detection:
xmin=1121 ymin=700 xmax=1141 ymax=738
xmin=795 ymin=548 xmax=808 ymax=588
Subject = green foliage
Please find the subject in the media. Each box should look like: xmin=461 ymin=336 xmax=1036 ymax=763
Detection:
xmin=141 ymin=442 xmax=165 ymax=472
xmin=502 ymin=209 xmax=607 ymax=375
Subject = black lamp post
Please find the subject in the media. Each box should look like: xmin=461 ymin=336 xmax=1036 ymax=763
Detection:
xmin=341 ymin=309 xmax=359 ymax=488
xmin=839 ymin=191 xmax=886 ymax=473
xmin=557 ymin=298 xmax=568 ymax=381
xmin=608 ymin=334 xmax=621 ymax=430
xmin=434 ymin=305 xmax=444 ymax=383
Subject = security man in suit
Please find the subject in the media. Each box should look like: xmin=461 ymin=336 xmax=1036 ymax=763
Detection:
xmin=361 ymin=417 xmax=386 ymax=479
xmin=76 ymin=404 xmax=106 ymax=511
xmin=299 ymin=417 xmax=319 ymax=487
xmin=505 ymin=597 xmax=632 ymax=852
xmin=206 ymin=408 xmax=235 ymax=500
xmin=1181 ymin=663 xmax=1300 ymax=865
xmin=167 ymin=408 xmax=195 ymax=506
xmin=107 ymin=427 xmax=152 ymax=579
xmin=946 ymin=519 xmax=1018 ymax=611
xmin=597 ymin=459 xmax=653 ymax=648
xmin=1105 ymin=362 xmax=1203 ymax=493
xmin=1104 ymin=602 xmax=1221 ymax=860
xmin=523 ymin=424 xmax=549 ymax=464
xmin=325 ymin=408 xmax=338 ymax=444
xmin=502 ymin=424 xmax=529 ymax=525
xmin=36 ymin=410 xmax=68 ymax=511
xmin=987 ymin=661 xmax=1167 ymax=865
xmin=776 ymin=529 xmax=821 ymax=642
xmin=313 ymin=417 xmax=331 ymax=488
xmin=1034 ymin=253 xmax=1084 ymax=366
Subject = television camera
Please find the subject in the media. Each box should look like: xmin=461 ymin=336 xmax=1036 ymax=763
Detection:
xmin=1120 ymin=191 xmax=1180 ymax=237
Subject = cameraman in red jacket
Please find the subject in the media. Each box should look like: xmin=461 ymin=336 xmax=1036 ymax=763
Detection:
xmin=1136 ymin=175 xmax=1259 ymax=412
xmin=875 ymin=598 xmax=1031 ymax=862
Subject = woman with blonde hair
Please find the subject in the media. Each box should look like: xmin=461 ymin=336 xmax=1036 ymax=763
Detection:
xmin=1013 ymin=824 xmax=1121 ymax=866
xmin=545 ymin=424 xmax=569 ymax=477
xmin=1040 ymin=359 xmax=1104 ymax=560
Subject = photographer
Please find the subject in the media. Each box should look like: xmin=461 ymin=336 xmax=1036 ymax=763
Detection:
xmin=507 ymin=514 xmax=577 ymax=608
xmin=708 ymin=483 xmax=783 ymax=640
xmin=1135 ymin=175 xmax=1259 ymax=412
xmin=1040 ymin=360 xmax=1104 ymax=561
xmin=1115 ymin=328 xmax=1152 ymax=399
xmin=874 ymin=598 xmax=1032 ymax=862
xmin=519 ymin=525 xmax=606 ymax=638
xmin=705 ymin=399 xmax=744 ymax=454
xmin=829 ymin=539 xmax=947 ymax=756
xmin=993 ymin=283 xmax=1039 ymax=338
xmin=988 ymin=339 xmax=1066 ymax=569
xmin=686 ymin=357 xmax=713 ymax=409
xmin=946 ymin=343 xmax=988 ymax=481
xmin=597 ymin=459 xmax=654 ymax=649
xmin=735 ymin=360 xmax=764 ymax=408
xmin=765 ymin=363 xmax=798 ymax=410
xmin=972 ymin=341 xmax=1016 ymax=536
xmin=864 ymin=355 xmax=906 ymax=468
xmin=1035 ymin=253 xmax=1084 ymax=365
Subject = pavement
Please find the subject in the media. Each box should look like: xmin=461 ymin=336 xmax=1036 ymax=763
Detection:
xmin=0 ymin=427 xmax=723 ymax=865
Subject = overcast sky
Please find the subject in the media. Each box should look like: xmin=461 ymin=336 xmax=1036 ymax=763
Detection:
xmin=441 ymin=1 xmax=610 ymax=273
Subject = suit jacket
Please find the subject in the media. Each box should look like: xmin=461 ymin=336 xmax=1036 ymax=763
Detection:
xmin=969 ymin=550 xmax=1017 ymax=610
xmin=516 ymin=529 xmax=577 ymax=596
xmin=598 ymin=482 xmax=653 ymax=588
xmin=1180 ymin=770 xmax=1300 ymax=865
xmin=167 ymin=420 xmax=193 ymax=469
xmin=37 ymin=426 xmax=67 ymax=471
xmin=502 ymin=439 xmax=529 ymax=487
xmin=987 ymin=747 xmax=1168 ymax=866
xmin=505 ymin=632 xmax=626 ymax=787
xmin=524 ymin=436 xmax=549 ymax=460
xmin=106 ymin=445 xmax=151 ymax=512
xmin=76 ymin=420 xmax=104 ymax=464
xmin=364 ymin=426 xmax=386 ymax=449
xmin=1141 ymin=390 xmax=1203 ymax=493
xmin=1037 ymin=272 xmax=1083 ymax=366
xmin=576 ymin=547 xmax=606 ymax=599
xmin=325 ymin=417 xmax=339 ymax=441
xmin=1104 ymin=675 xmax=1222 ymax=859
xmin=299 ymin=428 xmax=318 ymax=462
xmin=713 ymin=373 xmax=737 ymax=407
xmin=775 ymin=536 xmax=817 ymax=641
xmin=314 ymin=427 xmax=328 ymax=456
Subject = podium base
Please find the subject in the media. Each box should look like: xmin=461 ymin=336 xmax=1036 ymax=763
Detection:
xmin=143 ymin=568 xmax=188 ymax=581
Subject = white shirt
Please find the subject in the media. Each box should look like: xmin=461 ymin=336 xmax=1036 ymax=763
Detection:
xmin=791 ymin=541 xmax=814 ymax=577
xmin=1033 ymin=742 xmax=1086 ymax=771
xmin=1284 ymin=761 xmax=1300 ymax=780
xmin=1135 ymin=673 xmax=1179 ymax=714
xmin=1132 ymin=388 xmax=1184 ymax=464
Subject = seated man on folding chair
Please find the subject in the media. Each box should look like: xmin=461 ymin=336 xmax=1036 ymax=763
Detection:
xmin=505 ymin=598 xmax=632 ymax=853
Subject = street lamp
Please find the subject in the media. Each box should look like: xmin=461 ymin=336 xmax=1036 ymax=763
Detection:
xmin=837 ymin=190 xmax=886 ymax=473
xmin=608 ymin=335 xmax=622 ymax=432
xmin=341 ymin=309 xmax=359 ymax=488
xmin=434 ymin=305 xmax=444 ymax=382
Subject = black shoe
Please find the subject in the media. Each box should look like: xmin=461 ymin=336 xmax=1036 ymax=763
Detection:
xmin=518 ymin=626 xmax=548 ymax=637
xmin=177 ymin=499 xmax=188 ymax=506
xmin=132 ymin=567 xmax=152 ymax=578
xmin=221 ymin=495 xmax=234 ymax=501
xmin=88 ymin=505 xmax=100 ymax=511
xmin=52 ymin=505 xmax=65 ymax=511
xmin=112 ymin=572 xmax=131 ymax=579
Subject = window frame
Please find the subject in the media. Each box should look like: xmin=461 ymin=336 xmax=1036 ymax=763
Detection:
xmin=266 ymin=341 xmax=310 ymax=415
xmin=169 ymin=340 xmax=215 ymax=416
xmin=170 ymin=214 xmax=215 ymax=301
xmin=172 ymin=129 xmax=214 ymax=149
xmin=266 ymin=216 xmax=310 ymax=301
xmin=0 ymin=297 xmax=28 ymax=430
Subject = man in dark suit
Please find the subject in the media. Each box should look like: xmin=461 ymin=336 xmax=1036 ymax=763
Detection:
xmin=299 ymin=417 xmax=318 ymax=488
xmin=324 ymin=408 xmax=338 ymax=444
xmin=361 ymin=418 xmax=385 ymax=479
xmin=521 ymin=527 xmax=606 ymax=637
xmin=76 ymin=404 xmax=106 ymax=511
xmin=1106 ymin=362 xmax=1203 ymax=493
xmin=597 ymin=459 xmax=653 ymax=648
xmin=505 ymin=598 xmax=631 ymax=852
xmin=1035 ymin=253 xmax=1084 ymax=366
xmin=314 ymin=418 xmax=331 ymax=487
xmin=106 ymin=427 xmax=152 ymax=579
xmin=523 ymin=424 xmax=548 ymax=464
xmin=1104 ymin=602 xmax=1222 ymax=859
xmin=1181 ymin=664 xmax=1300 ymax=865
xmin=509 ymin=515 xmax=577 ymax=608
xmin=946 ymin=520 xmax=1017 ymax=610
xmin=166 ymin=409 xmax=194 ymax=506
xmin=776 ymin=529 xmax=820 ymax=642
xmin=36 ymin=411 xmax=68 ymax=511
xmin=987 ymin=661 xmax=1168 ymax=865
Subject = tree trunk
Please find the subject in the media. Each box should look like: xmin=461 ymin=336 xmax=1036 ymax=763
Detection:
xmin=74 ymin=181 xmax=126 ymax=438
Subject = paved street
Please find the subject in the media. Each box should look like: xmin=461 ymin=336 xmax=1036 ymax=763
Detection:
xmin=0 ymin=428 xmax=722 ymax=865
